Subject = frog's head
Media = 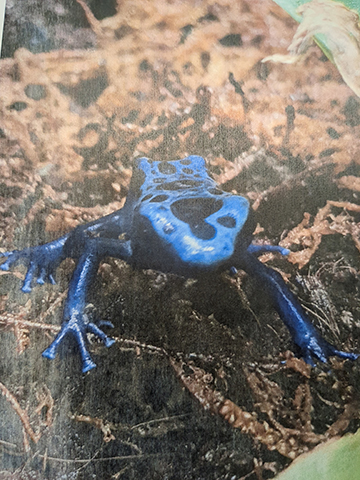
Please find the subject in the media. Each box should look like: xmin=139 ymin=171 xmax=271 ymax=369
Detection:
xmin=129 ymin=156 xmax=253 ymax=272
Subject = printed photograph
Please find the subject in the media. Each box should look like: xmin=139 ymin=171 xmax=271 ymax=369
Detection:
xmin=0 ymin=1 xmax=359 ymax=478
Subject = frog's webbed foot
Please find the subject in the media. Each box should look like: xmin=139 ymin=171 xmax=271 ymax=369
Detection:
xmin=42 ymin=313 xmax=115 ymax=373
xmin=0 ymin=236 xmax=68 ymax=292
xmin=296 ymin=331 xmax=359 ymax=366
xmin=42 ymin=238 xmax=131 ymax=372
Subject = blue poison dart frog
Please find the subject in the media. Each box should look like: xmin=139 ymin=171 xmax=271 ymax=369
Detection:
xmin=1 ymin=156 xmax=358 ymax=372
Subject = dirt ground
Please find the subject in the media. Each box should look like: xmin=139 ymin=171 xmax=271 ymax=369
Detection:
xmin=0 ymin=1 xmax=360 ymax=479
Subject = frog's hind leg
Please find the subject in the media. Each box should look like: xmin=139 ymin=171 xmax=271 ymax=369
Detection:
xmin=241 ymin=252 xmax=358 ymax=365
xmin=42 ymin=238 xmax=132 ymax=373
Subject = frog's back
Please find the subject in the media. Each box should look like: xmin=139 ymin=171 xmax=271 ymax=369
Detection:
xmin=127 ymin=156 xmax=252 ymax=275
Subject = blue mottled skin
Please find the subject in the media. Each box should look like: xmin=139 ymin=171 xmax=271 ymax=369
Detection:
xmin=1 ymin=156 xmax=357 ymax=372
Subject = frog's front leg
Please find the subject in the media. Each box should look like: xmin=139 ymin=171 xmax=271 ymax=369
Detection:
xmin=42 ymin=238 xmax=132 ymax=373
xmin=241 ymin=251 xmax=358 ymax=365
xmin=247 ymin=244 xmax=290 ymax=257
xmin=0 ymin=235 xmax=69 ymax=292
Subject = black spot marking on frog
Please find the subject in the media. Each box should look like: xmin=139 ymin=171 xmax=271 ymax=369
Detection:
xmin=217 ymin=216 xmax=236 ymax=228
xmin=158 ymin=162 xmax=177 ymax=175
xmin=171 ymin=197 xmax=223 ymax=240
xmin=208 ymin=188 xmax=223 ymax=195
xmin=150 ymin=195 xmax=169 ymax=203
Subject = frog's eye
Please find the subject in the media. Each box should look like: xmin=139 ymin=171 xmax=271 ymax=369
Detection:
xmin=158 ymin=162 xmax=177 ymax=175
xmin=180 ymin=158 xmax=192 ymax=165
xmin=170 ymin=197 xmax=223 ymax=240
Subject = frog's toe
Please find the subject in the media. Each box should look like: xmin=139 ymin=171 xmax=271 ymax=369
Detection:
xmin=332 ymin=349 xmax=359 ymax=361
xmin=97 ymin=320 xmax=115 ymax=329
xmin=87 ymin=322 xmax=115 ymax=348
xmin=0 ymin=251 xmax=22 ymax=270
xmin=37 ymin=267 xmax=49 ymax=285
xmin=42 ymin=343 xmax=57 ymax=360
xmin=300 ymin=336 xmax=358 ymax=365
xmin=81 ymin=358 xmax=97 ymax=373
xmin=21 ymin=262 xmax=38 ymax=293
xmin=36 ymin=270 xmax=46 ymax=285
xmin=0 ymin=258 xmax=11 ymax=271
xmin=318 ymin=342 xmax=358 ymax=363
xmin=37 ymin=267 xmax=56 ymax=285
xmin=42 ymin=323 xmax=69 ymax=360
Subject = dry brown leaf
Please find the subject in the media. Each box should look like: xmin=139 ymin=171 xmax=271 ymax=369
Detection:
xmin=263 ymin=0 xmax=360 ymax=98
xmin=280 ymin=201 xmax=360 ymax=268
xmin=1 ymin=0 xmax=359 ymax=188
xmin=73 ymin=414 xmax=115 ymax=442
xmin=170 ymin=357 xmax=356 ymax=459
xmin=337 ymin=175 xmax=360 ymax=192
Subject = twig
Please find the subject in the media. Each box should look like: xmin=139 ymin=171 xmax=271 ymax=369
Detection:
xmin=131 ymin=413 xmax=190 ymax=431
xmin=0 ymin=315 xmax=60 ymax=333
xmin=76 ymin=0 xmax=103 ymax=37
xmin=36 ymin=452 xmax=176 ymax=464
xmin=0 ymin=382 xmax=41 ymax=446
xmin=116 ymin=337 xmax=167 ymax=356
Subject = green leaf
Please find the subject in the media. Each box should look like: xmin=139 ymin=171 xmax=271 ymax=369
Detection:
xmin=274 ymin=429 xmax=360 ymax=480
xmin=273 ymin=0 xmax=360 ymax=21
xmin=265 ymin=0 xmax=360 ymax=97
